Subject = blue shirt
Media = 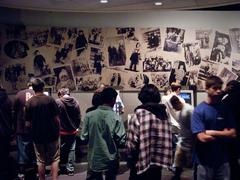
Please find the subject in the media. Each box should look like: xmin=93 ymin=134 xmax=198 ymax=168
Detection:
xmin=191 ymin=102 xmax=235 ymax=166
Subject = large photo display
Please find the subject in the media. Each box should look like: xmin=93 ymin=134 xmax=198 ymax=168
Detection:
xmin=0 ymin=25 xmax=240 ymax=93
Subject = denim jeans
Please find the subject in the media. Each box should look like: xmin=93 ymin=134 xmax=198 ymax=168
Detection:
xmin=197 ymin=162 xmax=230 ymax=180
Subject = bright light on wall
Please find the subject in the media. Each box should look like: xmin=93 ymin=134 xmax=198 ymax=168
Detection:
xmin=155 ymin=2 xmax=163 ymax=6
xmin=100 ymin=0 xmax=108 ymax=3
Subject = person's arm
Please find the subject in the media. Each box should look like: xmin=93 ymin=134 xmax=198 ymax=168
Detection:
xmin=197 ymin=131 xmax=216 ymax=143
xmin=206 ymin=128 xmax=236 ymax=138
xmin=191 ymin=108 xmax=216 ymax=143
xmin=113 ymin=116 xmax=126 ymax=148
xmin=79 ymin=116 xmax=89 ymax=144
xmin=126 ymin=113 xmax=140 ymax=167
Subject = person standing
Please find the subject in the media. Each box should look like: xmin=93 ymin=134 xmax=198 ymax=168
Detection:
xmin=161 ymin=82 xmax=185 ymax=169
xmin=222 ymin=80 xmax=240 ymax=180
xmin=33 ymin=50 xmax=46 ymax=76
xmin=170 ymin=95 xmax=194 ymax=180
xmin=75 ymin=30 xmax=88 ymax=56
xmin=129 ymin=49 xmax=140 ymax=71
xmin=80 ymin=87 xmax=126 ymax=180
xmin=162 ymin=82 xmax=185 ymax=134
xmin=56 ymin=88 xmax=81 ymax=176
xmin=25 ymin=78 xmax=60 ymax=180
xmin=0 ymin=86 xmax=13 ymax=179
xmin=13 ymin=79 xmax=37 ymax=180
xmin=191 ymin=76 xmax=236 ymax=180
xmin=126 ymin=84 xmax=172 ymax=180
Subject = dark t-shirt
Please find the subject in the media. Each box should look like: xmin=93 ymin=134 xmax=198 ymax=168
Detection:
xmin=25 ymin=94 xmax=59 ymax=143
xmin=191 ymin=102 xmax=235 ymax=166
xmin=13 ymin=88 xmax=35 ymax=134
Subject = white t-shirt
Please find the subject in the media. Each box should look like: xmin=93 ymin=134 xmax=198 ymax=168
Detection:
xmin=161 ymin=92 xmax=185 ymax=132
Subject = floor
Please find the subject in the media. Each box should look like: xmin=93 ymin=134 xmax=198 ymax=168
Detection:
xmin=46 ymin=162 xmax=193 ymax=180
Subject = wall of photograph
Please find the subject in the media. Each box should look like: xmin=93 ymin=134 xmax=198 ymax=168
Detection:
xmin=0 ymin=24 xmax=240 ymax=93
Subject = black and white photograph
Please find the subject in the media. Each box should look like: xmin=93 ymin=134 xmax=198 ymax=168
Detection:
xmin=218 ymin=67 xmax=237 ymax=84
xmin=109 ymin=72 xmax=123 ymax=87
xmin=1 ymin=23 xmax=240 ymax=93
xmin=229 ymin=28 xmax=240 ymax=53
xmin=76 ymin=75 xmax=101 ymax=92
xmin=141 ymin=28 xmax=161 ymax=51
xmin=66 ymin=28 xmax=78 ymax=42
xmin=33 ymin=50 xmax=51 ymax=77
xmin=42 ymin=75 xmax=57 ymax=87
xmin=163 ymin=27 xmax=185 ymax=52
xmin=4 ymin=63 xmax=27 ymax=91
xmin=143 ymin=55 xmax=171 ymax=72
xmin=125 ymin=42 xmax=141 ymax=72
xmin=196 ymin=30 xmax=212 ymax=49
xmin=198 ymin=60 xmax=219 ymax=81
xmin=48 ymin=27 xmax=66 ymax=46
xmin=30 ymin=29 xmax=49 ymax=48
xmin=116 ymin=27 xmax=138 ymax=41
xmin=169 ymin=60 xmax=188 ymax=85
xmin=53 ymin=65 xmax=76 ymax=91
xmin=210 ymin=31 xmax=231 ymax=64
xmin=71 ymin=58 xmax=92 ymax=77
xmin=127 ymin=73 xmax=148 ymax=90
xmin=107 ymin=36 xmax=126 ymax=66
xmin=75 ymin=29 xmax=88 ymax=56
xmin=183 ymin=42 xmax=201 ymax=67
xmin=101 ymin=68 xmax=125 ymax=88
xmin=90 ymin=47 xmax=104 ymax=75
xmin=232 ymin=58 xmax=240 ymax=71
xmin=88 ymin=28 xmax=103 ymax=46
xmin=4 ymin=40 xmax=29 ymax=59
xmin=197 ymin=79 xmax=205 ymax=90
xmin=151 ymin=73 xmax=169 ymax=89
xmin=54 ymin=43 xmax=72 ymax=64
xmin=187 ymin=70 xmax=198 ymax=86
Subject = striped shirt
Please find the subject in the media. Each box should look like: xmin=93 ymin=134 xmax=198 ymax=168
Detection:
xmin=126 ymin=108 xmax=172 ymax=175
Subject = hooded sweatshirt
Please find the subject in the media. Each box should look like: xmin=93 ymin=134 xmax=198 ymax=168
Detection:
xmin=56 ymin=95 xmax=81 ymax=135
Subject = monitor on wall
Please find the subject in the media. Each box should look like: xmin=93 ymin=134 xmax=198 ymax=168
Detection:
xmin=179 ymin=90 xmax=194 ymax=106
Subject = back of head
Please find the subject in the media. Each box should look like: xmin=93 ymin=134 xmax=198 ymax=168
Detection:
xmin=205 ymin=75 xmax=223 ymax=89
xmin=171 ymin=82 xmax=181 ymax=92
xmin=92 ymin=92 xmax=103 ymax=107
xmin=58 ymin=88 xmax=70 ymax=97
xmin=32 ymin=78 xmax=45 ymax=93
xmin=101 ymin=87 xmax=118 ymax=105
xmin=170 ymin=95 xmax=182 ymax=111
xmin=226 ymin=80 xmax=240 ymax=94
xmin=138 ymin=84 xmax=161 ymax=104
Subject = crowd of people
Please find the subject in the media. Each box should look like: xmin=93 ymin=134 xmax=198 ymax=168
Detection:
xmin=0 ymin=75 xmax=240 ymax=180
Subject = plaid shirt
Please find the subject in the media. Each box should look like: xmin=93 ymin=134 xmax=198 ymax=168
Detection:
xmin=126 ymin=108 xmax=172 ymax=175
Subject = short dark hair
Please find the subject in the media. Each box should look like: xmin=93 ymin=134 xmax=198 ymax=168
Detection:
xmin=32 ymin=78 xmax=45 ymax=92
xmin=138 ymin=84 xmax=160 ymax=104
xmin=57 ymin=88 xmax=70 ymax=97
xmin=92 ymin=92 xmax=103 ymax=107
xmin=205 ymin=76 xmax=223 ymax=89
xmin=171 ymin=82 xmax=181 ymax=92
xmin=226 ymin=80 xmax=240 ymax=94
xmin=101 ymin=87 xmax=118 ymax=104
xmin=170 ymin=95 xmax=182 ymax=110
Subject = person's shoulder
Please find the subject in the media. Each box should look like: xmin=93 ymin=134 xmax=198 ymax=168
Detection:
xmin=194 ymin=102 xmax=208 ymax=112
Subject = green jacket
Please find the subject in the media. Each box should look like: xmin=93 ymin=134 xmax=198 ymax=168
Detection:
xmin=80 ymin=105 xmax=126 ymax=171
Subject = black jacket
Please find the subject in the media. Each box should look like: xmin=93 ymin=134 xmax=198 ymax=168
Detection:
xmin=56 ymin=95 xmax=81 ymax=133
